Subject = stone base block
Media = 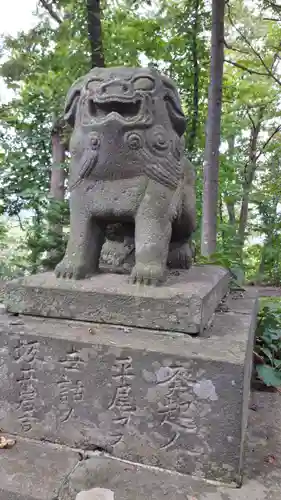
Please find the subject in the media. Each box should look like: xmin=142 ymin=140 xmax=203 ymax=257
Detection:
xmin=0 ymin=290 xmax=257 ymax=484
xmin=4 ymin=265 xmax=229 ymax=334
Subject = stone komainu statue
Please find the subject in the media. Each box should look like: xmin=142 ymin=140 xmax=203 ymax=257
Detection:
xmin=55 ymin=67 xmax=196 ymax=285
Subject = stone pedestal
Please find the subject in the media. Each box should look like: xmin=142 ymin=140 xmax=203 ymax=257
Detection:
xmin=0 ymin=283 xmax=257 ymax=485
xmin=4 ymin=265 xmax=229 ymax=334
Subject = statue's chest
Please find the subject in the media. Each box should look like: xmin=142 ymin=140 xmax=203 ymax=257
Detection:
xmin=84 ymin=125 xmax=180 ymax=185
xmin=71 ymin=123 xmax=182 ymax=190
xmin=92 ymin=128 xmax=144 ymax=179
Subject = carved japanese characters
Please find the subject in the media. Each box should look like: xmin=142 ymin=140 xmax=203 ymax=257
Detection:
xmin=55 ymin=66 xmax=196 ymax=285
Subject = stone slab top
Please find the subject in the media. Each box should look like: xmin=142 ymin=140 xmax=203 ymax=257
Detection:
xmin=4 ymin=265 xmax=230 ymax=334
xmin=4 ymin=265 xmax=227 ymax=299
xmin=0 ymin=290 xmax=258 ymax=365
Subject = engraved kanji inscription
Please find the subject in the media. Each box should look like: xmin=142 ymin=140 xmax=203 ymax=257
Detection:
xmin=57 ymin=347 xmax=85 ymax=423
xmin=108 ymin=356 xmax=136 ymax=442
xmin=155 ymin=366 xmax=200 ymax=451
xmin=12 ymin=339 xmax=39 ymax=432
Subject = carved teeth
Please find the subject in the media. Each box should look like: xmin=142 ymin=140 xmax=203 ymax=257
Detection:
xmin=89 ymin=99 xmax=142 ymax=119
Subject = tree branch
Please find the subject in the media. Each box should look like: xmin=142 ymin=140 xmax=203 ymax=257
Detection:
xmin=227 ymin=3 xmax=281 ymax=87
xmin=264 ymin=1 xmax=281 ymax=12
xmin=270 ymin=42 xmax=281 ymax=71
xmin=224 ymin=39 xmax=249 ymax=55
xmin=245 ymin=108 xmax=256 ymax=130
xmin=16 ymin=214 xmax=24 ymax=232
xmin=39 ymin=0 xmax=62 ymax=24
xmin=224 ymin=58 xmax=270 ymax=77
xmin=255 ymin=124 xmax=281 ymax=164
xmin=242 ymin=123 xmax=281 ymax=176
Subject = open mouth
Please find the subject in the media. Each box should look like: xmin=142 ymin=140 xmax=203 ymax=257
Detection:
xmin=89 ymin=99 xmax=141 ymax=119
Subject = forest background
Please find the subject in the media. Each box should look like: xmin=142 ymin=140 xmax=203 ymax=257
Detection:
xmin=1 ymin=0 xmax=281 ymax=286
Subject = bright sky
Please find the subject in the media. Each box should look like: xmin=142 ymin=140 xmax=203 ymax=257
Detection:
xmin=0 ymin=0 xmax=37 ymax=36
xmin=0 ymin=0 xmax=38 ymax=103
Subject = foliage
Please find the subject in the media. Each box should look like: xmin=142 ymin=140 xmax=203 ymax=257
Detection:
xmin=24 ymin=199 xmax=69 ymax=273
xmin=0 ymin=0 xmax=281 ymax=281
xmin=0 ymin=0 xmax=210 ymax=276
xmin=215 ymin=0 xmax=281 ymax=280
xmin=0 ymin=220 xmax=29 ymax=279
xmin=0 ymin=200 xmax=69 ymax=278
xmin=255 ymin=299 xmax=281 ymax=388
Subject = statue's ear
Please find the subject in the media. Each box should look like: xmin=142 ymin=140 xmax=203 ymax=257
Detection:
xmin=161 ymin=74 xmax=186 ymax=137
xmin=64 ymin=76 xmax=85 ymax=127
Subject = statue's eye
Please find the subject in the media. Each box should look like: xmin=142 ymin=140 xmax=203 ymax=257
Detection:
xmin=133 ymin=77 xmax=155 ymax=91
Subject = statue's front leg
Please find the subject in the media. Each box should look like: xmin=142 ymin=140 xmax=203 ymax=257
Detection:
xmin=131 ymin=181 xmax=173 ymax=285
xmin=55 ymin=196 xmax=105 ymax=279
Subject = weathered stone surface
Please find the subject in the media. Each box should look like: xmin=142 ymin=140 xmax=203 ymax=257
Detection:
xmin=0 ymin=489 xmax=36 ymax=500
xmin=54 ymin=66 xmax=196 ymax=285
xmin=0 ymin=390 xmax=280 ymax=499
xmin=0 ymin=436 xmax=79 ymax=499
xmin=60 ymin=390 xmax=281 ymax=500
xmin=0 ymin=290 xmax=256 ymax=483
xmin=59 ymin=452 xmax=281 ymax=500
xmin=4 ymin=265 xmax=229 ymax=334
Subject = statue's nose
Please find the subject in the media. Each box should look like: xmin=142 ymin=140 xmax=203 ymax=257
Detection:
xmin=98 ymin=80 xmax=132 ymax=96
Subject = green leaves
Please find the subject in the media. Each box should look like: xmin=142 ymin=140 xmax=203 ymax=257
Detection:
xmin=0 ymin=0 xmax=211 ymax=275
xmin=256 ymin=364 xmax=281 ymax=388
xmin=255 ymin=301 xmax=281 ymax=388
xmin=1 ymin=0 xmax=281 ymax=283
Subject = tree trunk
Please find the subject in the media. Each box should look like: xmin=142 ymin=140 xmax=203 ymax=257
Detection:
xmin=201 ymin=0 xmax=225 ymax=256
xmin=187 ymin=0 xmax=200 ymax=155
xmin=219 ymin=194 xmax=226 ymax=251
xmin=86 ymin=0 xmax=105 ymax=68
xmin=50 ymin=131 xmax=65 ymax=201
xmin=258 ymin=240 xmax=269 ymax=278
xmin=226 ymin=201 xmax=236 ymax=225
xmin=50 ymin=124 xmax=65 ymax=203
xmin=238 ymin=187 xmax=251 ymax=249
xmin=224 ymin=136 xmax=236 ymax=226
xmin=46 ymin=119 xmax=66 ymax=267
xmin=258 ymin=195 xmax=279 ymax=281
xmin=238 ymin=112 xmax=263 ymax=249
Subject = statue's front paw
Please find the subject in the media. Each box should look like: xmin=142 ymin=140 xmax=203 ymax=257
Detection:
xmin=55 ymin=259 xmax=88 ymax=280
xmin=129 ymin=263 xmax=166 ymax=286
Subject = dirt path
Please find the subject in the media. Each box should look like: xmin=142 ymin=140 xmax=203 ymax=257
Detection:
xmin=257 ymin=286 xmax=281 ymax=297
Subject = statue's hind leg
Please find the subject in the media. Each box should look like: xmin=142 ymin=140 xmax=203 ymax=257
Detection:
xmin=167 ymin=240 xmax=194 ymax=269
xmin=167 ymin=176 xmax=196 ymax=270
